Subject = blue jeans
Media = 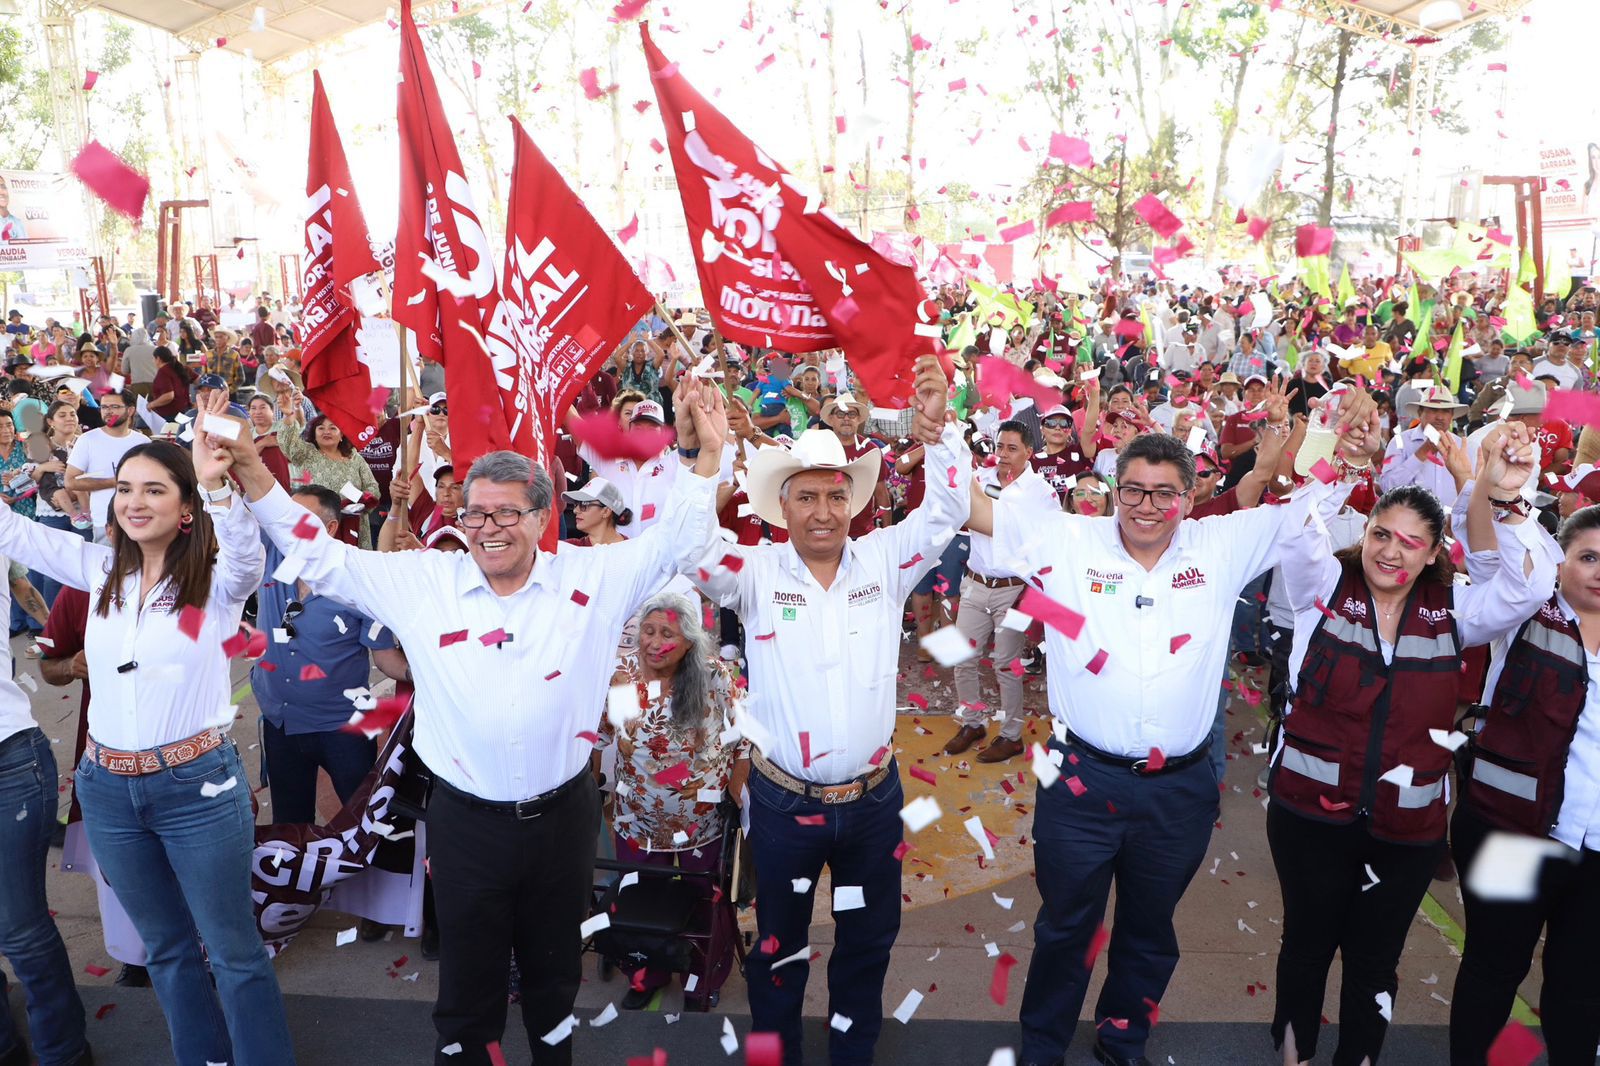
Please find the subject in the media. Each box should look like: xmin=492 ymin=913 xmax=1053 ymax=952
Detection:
xmin=75 ymin=740 xmax=294 ymax=1066
xmin=1019 ymin=738 xmax=1219 ymax=1063
xmin=31 ymin=514 xmax=90 ymax=610
xmin=746 ymin=763 xmax=904 ymax=1066
xmin=913 ymin=532 xmax=970 ymax=597
xmin=0 ymin=728 xmax=86 ymax=1065
xmin=1230 ymin=572 xmax=1270 ymax=662
xmin=260 ymin=717 xmax=377 ymax=825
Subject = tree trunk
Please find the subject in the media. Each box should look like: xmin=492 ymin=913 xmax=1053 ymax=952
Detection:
xmin=824 ymin=0 xmax=838 ymax=203
xmin=1204 ymin=50 xmax=1253 ymax=264
xmin=903 ymin=12 xmax=916 ymax=223
xmin=1111 ymin=141 xmax=1129 ymax=276
xmin=1318 ymin=30 xmax=1353 ymax=227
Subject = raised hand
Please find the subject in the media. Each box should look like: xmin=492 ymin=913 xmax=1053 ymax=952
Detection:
xmin=191 ymin=389 xmax=235 ymax=489
xmin=910 ymin=355 xmax=949 ymax=445
xmin=673 ymin=375 xmax=699 ymax=451
xmin=1479 ymin=422 xmax=1536 ymax=496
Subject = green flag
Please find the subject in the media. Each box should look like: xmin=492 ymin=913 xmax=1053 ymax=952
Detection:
xmin=1501 ymin=284 xmax=1537 ymax=345
xmin=1442 ymin=321 xmax=1465 ymax=394
xmin=1282 ymin=332 xmax=1299 ymax=372
xmin=1337 ymin=263 xmax=1357 ymax=308
xmin=1546 ymin=251 xmax=1573 ymax=301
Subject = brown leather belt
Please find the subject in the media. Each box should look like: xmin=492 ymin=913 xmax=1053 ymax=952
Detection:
xmin=85 ymin=728 xmax=224 ymax=777
xmin=965 ymin=568 xmax=1025 ymax=589
xmin=751 ymin=748 xmax=892 ymax=805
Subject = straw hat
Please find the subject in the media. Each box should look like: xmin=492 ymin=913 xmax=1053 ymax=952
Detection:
xmin=743 ymin=429 xmax=882 ymax=529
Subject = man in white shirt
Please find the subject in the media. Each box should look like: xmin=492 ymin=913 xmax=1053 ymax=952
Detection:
xmin=944 ymin=419 xmax=1062 ymax=763
xmin=966 ymin=390 xmax=1376 ymax=1066
xmin=1531 ymin=332 xmax=1585 ymax=391
xmin=1161 ymin=326 xmax=1199 ymax=375
xmin=65 ymin=389 xmax=145 ymax=543
xmin=680 ymin=357 xmax=967 ymax=1066
xmin=578 ymin=399 xmax=733 ymax=539
xmin=1380 ymin=384 xmax=1469 ymax=513
xmin=222 ymin=396 xmax=726 ymax=1066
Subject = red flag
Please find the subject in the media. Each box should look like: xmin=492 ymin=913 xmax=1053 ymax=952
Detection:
xmin=642 ymin=24 xmax=939 ymax=408
xmin=498 ymin=116 xmax=653 ymax=466
xmin=393 ymin=0 xmax=510 ymax=473
xmin=301 ymin=71 xmax=386 ymax=449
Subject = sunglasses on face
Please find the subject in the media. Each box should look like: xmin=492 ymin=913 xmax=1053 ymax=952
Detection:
xmin=1041 ymin=419 xmax=1072 ymax=429
xmin=429 ymin=403 xmax=448 ymax=416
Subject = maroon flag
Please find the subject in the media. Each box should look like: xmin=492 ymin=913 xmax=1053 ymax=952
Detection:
xmin=393 ymin=0 xmax=510 ymax=472
xmin=496 ymin=117 xmax=653 ymax=465
xmin=642 ymin=25 xmax=940 ymax=409
xmin=300 ymin=71 xmax=386 ymax=448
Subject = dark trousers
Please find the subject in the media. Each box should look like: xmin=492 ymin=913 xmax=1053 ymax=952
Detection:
xmin=260 ymin=718 xmax=377 ymax=825
xmin=425 ymin=773 xmax=599 ymax=1066
xmin=746 ymin=763 xmax=904 ymax=1066
xmin=1267 ymin=804 xmax=1443 ymax=1065
xmin=1019 ymin=738 xmax=1218 ymax=1063
xmin=1450 ymin=806 xmax=1600 ymax=1065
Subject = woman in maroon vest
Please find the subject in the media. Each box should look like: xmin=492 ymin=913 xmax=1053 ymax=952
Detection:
xmin=1450 ymin=503 xmax=1600 ymax=1065
xmin=1268 ymin=419 xmax=1557 ymax=1066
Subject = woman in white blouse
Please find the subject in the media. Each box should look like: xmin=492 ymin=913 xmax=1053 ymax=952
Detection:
xmin=0 ymin=393 xmax=292 ymax=1066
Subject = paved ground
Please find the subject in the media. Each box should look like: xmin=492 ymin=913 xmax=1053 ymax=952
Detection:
xmin=6 ymin=632 xmax=1553 ymax=1064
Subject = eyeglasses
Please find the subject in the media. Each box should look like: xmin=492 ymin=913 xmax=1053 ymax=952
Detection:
xmin=1115 ymin=485 xmax=1188 ymax=509
xmin=572 ymin=500 xmax=606 ymax=511
xmin=283 ymin=600 xmax=305 ymax=640
xmin=429 ymin=403 xmax=448 ymax=416
xmin=1041 ymin=419 xmax=1072 ymax=429
xmin=459 ymin=506 xmax=540 ymax=529
xmin=1195 ymin=468 xmax=1221 ymax=480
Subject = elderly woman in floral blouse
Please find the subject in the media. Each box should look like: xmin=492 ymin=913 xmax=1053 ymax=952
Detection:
xmin=595 ymin=589 xmax=748 ymax=1010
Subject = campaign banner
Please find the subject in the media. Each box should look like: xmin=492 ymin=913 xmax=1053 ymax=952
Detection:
xmin=0 ymin=170 xmax=92 ymax=270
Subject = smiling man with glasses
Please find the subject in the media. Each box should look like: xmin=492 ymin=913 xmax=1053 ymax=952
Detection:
xmin=217 ymin=383 xmax=725 ymax=1066
xmin=966 ymin=383 xmax=1374 ymax=1066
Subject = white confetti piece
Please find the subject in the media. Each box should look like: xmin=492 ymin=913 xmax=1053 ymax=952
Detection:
xmin=15 ymin=673 xmax=34 ymax=693
xmin=1362 ymin=863 xmax=1381 ymax=892
xmin=993 ymin=892 xmax=1014 ymax=910
xmin=1238 ymin=918 xmax=1256 ymax=934
xmin=697 ymin=787 xmax=723 ymax=803
xmin=335 ymin=926 xmax=357 ymax=946
xmin=1428 ymin=729 xmax=1469 ymax=752
xmin=441 ymin=1045 xmax=463 ymax=1057
xmin=332 ymin=615 xmax=347 ymax=635
xmin=1375 ymin=990 xmax=1393 ymax=1021
xmin=1008 ymin=920 xmax=1026 ymax=933
xmin=771 ymin=944 xmax=810 ymax=969
xmin=893 ymin=989 xmax=924 ymax=1024
xmin=540 ymin=1015 xmax=577 ymax=1045
xmin=986 ymin=941 xmax=1000 ymax=957
xmin=1465 ymin=831 xmax=1572 ymax=901
xmin=589 ymin=1003 xmax=618 ymax=1027
xmin=14 ymin=806 xmax=26 ymax=821
xmin=964 ymin=815 xmax=995 ymax=861
xmin=273 ymin=627 xmax=290 ymax=644
xmin=833 ymin=885 xmax=865 ymax=911
xmin=899 ymin=795 xmax=942 ymax=833
xmin=925 ymin=948 xmax=940 ymax=962
xmin=579 ymin=913 xmax=610 ymax=938
xmin=1378 ymin=764 xmax=1415 ymax=788
xmin=999 ymin=608 xmax=1033 ymax=632
xmin=200 ymin=777 xmax=238 ymax=798
xmin=606 ymin=684 xmax=641 ymax=729
xmin=618 ymin=871 xmax=639 ymax=891
xmin=830 ymin=1013 xmax=853 ymax=1033
xmin=792 ymin=877 xmax=812 ymax=893
xmin=987 ymin=1051 xmax=1017 ymax=1066
xmin=368 ymin=621 xmax=385 ymax=641
xmin=920 ymin=624 xmax=978 ymax=667
xmin=720 ymin=1017 xmax=738 ymax=1055
xmin=199 ymin=412 xmax=241 ymax=440
xmin=685 ymin=974 xmax=698 ymax=993
xmin=1030 ymin=742 xmax=1061 ymax=789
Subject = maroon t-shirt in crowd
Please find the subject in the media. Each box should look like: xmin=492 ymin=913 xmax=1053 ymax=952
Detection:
xmin=840 ymin=436 xmax=890 ymax=538
xmin=358 ymin=418 xmax=403 ymax=509
xmin=1030 ymin=447 xmax=1091 ymax=503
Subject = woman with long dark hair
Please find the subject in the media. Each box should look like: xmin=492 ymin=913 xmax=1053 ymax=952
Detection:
xmin=1266 ymin=417 xmax=1557 ymax=1066
xmin=595 ymin=590 xmax=747 ymax=1010
xmin=148 ymin=346 xmax=192 ymax=421
xmin=274 ymin=412 xmax=378 ymax=545
xmin=0 ymin=392 xmax=291 ymax=1065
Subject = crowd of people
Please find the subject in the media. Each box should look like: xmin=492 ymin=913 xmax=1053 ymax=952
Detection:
xmin=0 ymin=268 xmax=1596 ymax=1066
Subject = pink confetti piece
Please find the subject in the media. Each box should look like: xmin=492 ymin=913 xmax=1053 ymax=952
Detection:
xmin=1145 ymin=748 xmax=1167 ymax=772
xmin=438 ymin=630 xmax=468 ymax=647
xmin=869 ymin=745 xmax=890 ymax=766
xmin=1318 ymin=794 xmax=1352 ymax=812
xmin=1066 ymin=775 xmax=1087 ymax=796
xmin=909 ymin=765 xmax=938 ymax=786
xmin=1309 ymin=458 xmax=1337 ymax=484
xmin=1294 ymin=223 xmax=1334 ymax=257
xmin=544 ymin=670 xmax=561 ymax=680
xmin=292 ymin=514 xmax=321 ymax=540
xmin=570 ymin=590 xmax=590 ymax=607
xmin=177 ymin=606 xmax=205 ymax=641
xmin=1046 ymin=201 xmax=1095 ymax=227
xmin=1133 ymin=194 xmax=1183 ymax=239
xmin=1085 ymin=648 xmax=1108 ymax=674
xmin=83 ymin=964 xmax=110 ymax=977
xmin=71 ymin=141 xmax=149 ymax=219
xmin=907 ymin=692 xmax=928 ymax=709
xmin=1170 ymin=634 xmax=1190 ymax=653
xmin=799 ymin=731 xmax=813 ymax=768
xmin=1488 ymin=1021 xmax=1544 ymax=1066
xmin=898 ymin=553 xmax=925 ymax=570
xmin=653 ymin=762 xmax=691 ymax=788
xmin=574 ymin=731 xmax=599 ymax=744
xmin=221 ymin=626 xmax=267 ymax=660
xmin=794 ymin=814 xmax=825 ymax=826
xmin=298 ymin=664 xmax=327 ymax=682
xmin=989 ymin=953 xmax=1019 ymax=1005
xmin=718 ymin=553 xmax=745 ymax=573
xmin=479 ymin=628 xmax=509 ymax=645
xmin=1017 ymin=587 xmax=1085 ymax=640
xmin=1084 ymin=924 xmax=1110 ymax=968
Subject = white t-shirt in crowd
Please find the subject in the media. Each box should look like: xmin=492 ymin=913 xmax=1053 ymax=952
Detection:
xmin=1530 ymin=358 xmax=1582 ymax=391
xmin=67 ymin=428 xmax=146 ymax=533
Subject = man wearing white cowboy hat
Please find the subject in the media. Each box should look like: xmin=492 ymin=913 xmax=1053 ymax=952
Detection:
xmin=674 ymin=357 xmax=968 ymax=1066
xmin=1380 ymin=382 xmax=1470 ymax=509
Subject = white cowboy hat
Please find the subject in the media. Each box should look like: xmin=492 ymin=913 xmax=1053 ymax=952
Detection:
xmin=744 ymin=429 xmax=882 ymax=530
xmin=1405 ymin=383 xmax=1468 ymax=416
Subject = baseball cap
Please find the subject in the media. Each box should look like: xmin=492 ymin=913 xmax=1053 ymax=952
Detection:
xmin=629 ymin=400 xmax=666 ymax=424
xmin=1039 ymin=404 xmax=1072 ymax=420
xmin=195 ymin=373 xmax=227 ymax=391
xmin=1243 ymin=374 xmax=1269 ymax=388
xmin=426 ymin=391 xmax=447 ymax=407
xmin=562 ymin=476 xmax=628 ymax=517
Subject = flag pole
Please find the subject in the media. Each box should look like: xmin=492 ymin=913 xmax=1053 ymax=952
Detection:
xmin=395 ymin=321 xmax=416 ymax=527
xmin=652 ymin=297 xmax=699 ymax=373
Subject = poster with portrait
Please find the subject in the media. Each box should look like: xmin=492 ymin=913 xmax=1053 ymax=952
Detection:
xmin=0 ymin=170 xmax=92 ymax=270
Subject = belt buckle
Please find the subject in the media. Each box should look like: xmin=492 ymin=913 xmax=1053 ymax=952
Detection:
xmin=1130 ymin=758 xmax=1151 ymax=775
xmin=513 ymin=797 xmax=544 ymax=820
xmin=821 ymin=783 xmax=862 ymax=804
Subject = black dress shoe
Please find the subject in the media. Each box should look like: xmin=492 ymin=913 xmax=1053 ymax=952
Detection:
xmin=1092 ymin=1042 xmax=1151 ymax=1066
xmin=419 ymin=923 xmax=440 ymax=961
xmin=620 ymin=985 xmax=656 ymax=1010
xmin=114 ymin=964 xmax=150 ymax=987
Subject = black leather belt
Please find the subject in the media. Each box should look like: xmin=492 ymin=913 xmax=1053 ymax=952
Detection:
xmin=436 ymin=767 xmax=589 ymax=820
xmin=1064 ymin=731 xmax=1210 ymax=776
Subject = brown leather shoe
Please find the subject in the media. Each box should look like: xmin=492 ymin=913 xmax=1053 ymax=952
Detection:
xmin=976 ymin=736 xmax=1025 ymax=763
xmin=943 ymin=724 xmax=987 ymax=755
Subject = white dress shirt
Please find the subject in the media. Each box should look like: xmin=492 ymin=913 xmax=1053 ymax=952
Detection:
xmin=991 ymin=489 xmax=1317 ymax=758
xmin=246 ymin=471 xmax=717 ymax=802
xmin=967 ymin=466 xmax=1059 ymax=579
xmin=0 ymin=557 xmax=37 ymax=748
xmin=687 ymin=423 xmax=972 ymax=782
xmin=1281 ymin=481 xmax=1557 ymax=693
xmin=0 ymin=497 xmax=264 ymax=750
xmin=1481 ymin=591 xmax=1600 ymax=852
xmin=1380 ymin=426 xmax=1464 ymax=511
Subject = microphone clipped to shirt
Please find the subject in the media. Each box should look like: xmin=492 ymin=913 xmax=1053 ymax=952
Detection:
xmin=1135 ymin=596 xmax=1155 ymax=610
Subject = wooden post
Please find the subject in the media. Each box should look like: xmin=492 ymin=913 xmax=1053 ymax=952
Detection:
xmin=395 ymin=322 xmax=417 ymax=527
xmin=653 ymin=298 xmax=700 ymax=376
